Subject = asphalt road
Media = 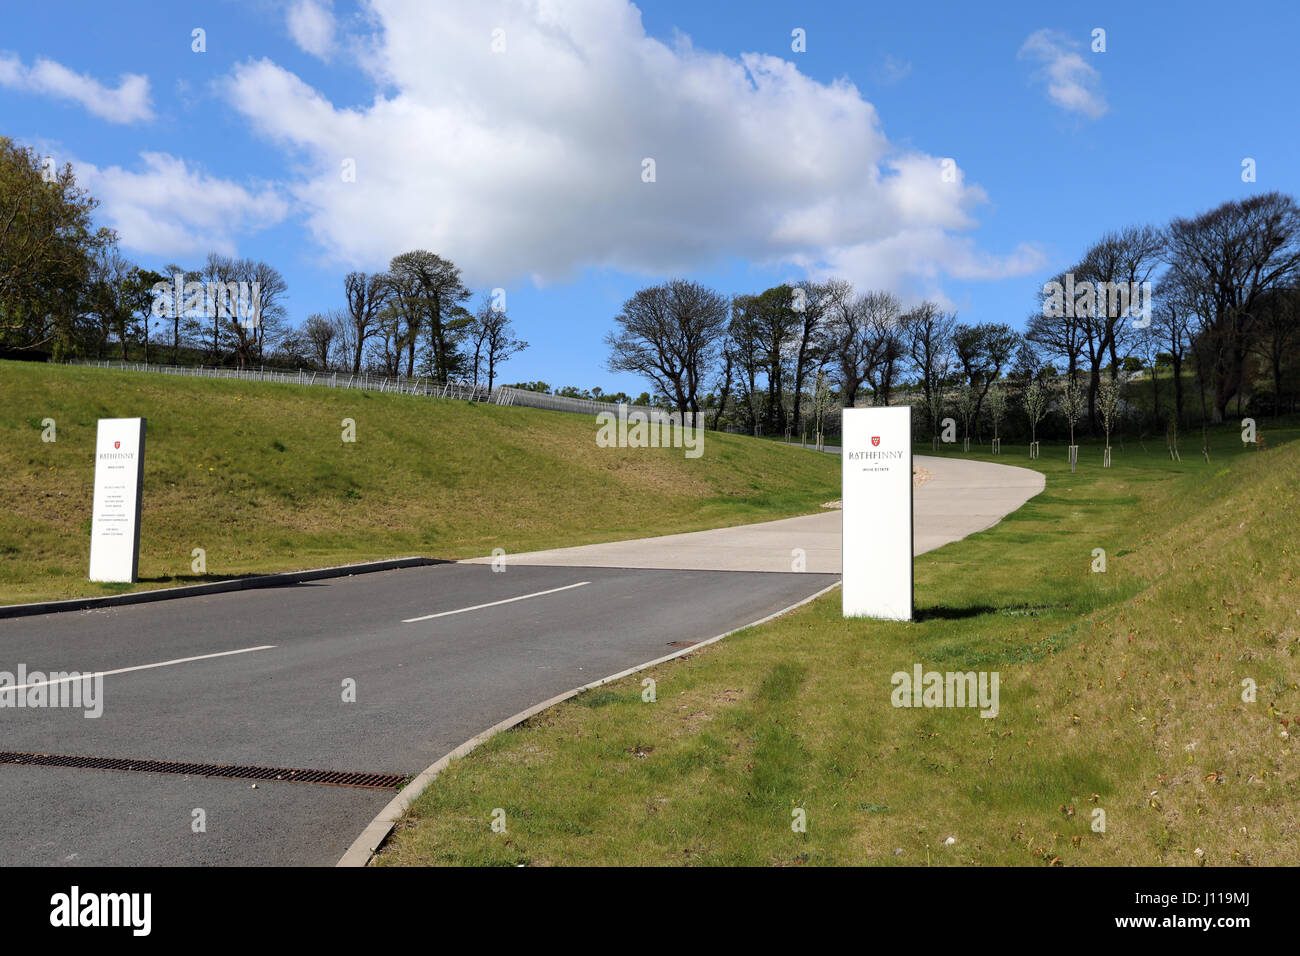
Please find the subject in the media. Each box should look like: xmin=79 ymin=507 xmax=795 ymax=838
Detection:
xmin=0 ymin=563 xmax=837 ymax=866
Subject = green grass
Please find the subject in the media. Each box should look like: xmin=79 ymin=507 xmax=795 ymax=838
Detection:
xmin=376 ymin=420 xmax=1300 ymax=866
xmin=0 ymin=360 xmax=841 ymax=605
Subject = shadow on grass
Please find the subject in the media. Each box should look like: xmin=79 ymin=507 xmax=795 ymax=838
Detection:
xmin=915 ymin=602 xmax=1070 ymax=622
xmin=914 ymin=604 xmax=997 ymax=621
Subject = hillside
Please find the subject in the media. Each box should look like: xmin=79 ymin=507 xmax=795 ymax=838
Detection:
xmin=0 ymin=361 xmax=841 ymax=605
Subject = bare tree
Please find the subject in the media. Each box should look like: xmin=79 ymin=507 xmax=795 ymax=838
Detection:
xmin=861 ymin=291 xmax=904 ymax=405
xmin=303 ymin=313 xmax=337 ymax=370
xmin=789 ymin=280 xmax=831 ymax=425
xmin=1026 ymin=269 xmax=1087 ymax=377
xmin=952 ymin=321 xmax=1019 ymax=435
xmin=343 ymin=271 xmax=390 ymax=375
xmin=605 ymin=279 xmax=728 ymax=416
xmin=1062 ymin=372 xmax=1087 ymax=450
xmin=1097 ymin=375 xmax=1122 ymax=465
xmin=900 ymin=301 xmax=956 ymax=434
xmin=1166 ymin=192 xmax=1300 ymax=421
xmin=472 ymin=297 xmax=528 ymax=391
xmin=985 ymin=382 xmax=1007 ymax=450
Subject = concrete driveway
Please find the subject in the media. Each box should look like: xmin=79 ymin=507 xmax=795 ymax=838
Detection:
xmin=462 ymin=454 xmax=1045 ymax=573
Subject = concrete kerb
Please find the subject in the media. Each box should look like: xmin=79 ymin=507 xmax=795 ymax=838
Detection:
xmin=0 ymin=557 xmax=445 ymax=620
xmin=335 ymin=579 xmax=843 ymax=867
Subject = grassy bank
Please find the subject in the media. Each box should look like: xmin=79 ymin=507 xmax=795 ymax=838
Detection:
xmin=377 ymin=420 xmax=1300 ymax=866
xmin=0 ymin=360 xmax=841 ymax=605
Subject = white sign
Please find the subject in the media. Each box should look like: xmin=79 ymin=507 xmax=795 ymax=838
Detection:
xmin=842 ymin=407 xmax=912 ymax=620
xmin=89 ymin=418 xmax=147 ymax=583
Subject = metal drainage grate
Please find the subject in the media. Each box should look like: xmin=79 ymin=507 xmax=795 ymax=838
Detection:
xmin=0 ymin=751 xmax=408 ymax=790
xmin=666 ymin=640 xmax=698 ymax=647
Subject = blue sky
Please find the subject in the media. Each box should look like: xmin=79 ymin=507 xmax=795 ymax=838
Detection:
xmin=3 ymin=0 xmax=1297 ymax=394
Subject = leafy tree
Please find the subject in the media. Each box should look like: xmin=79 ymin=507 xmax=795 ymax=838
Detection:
xmin=0 ymin=137 xmax=114 ymax=355
xmin=1022 ymin=378 xmax=1048 ymax=448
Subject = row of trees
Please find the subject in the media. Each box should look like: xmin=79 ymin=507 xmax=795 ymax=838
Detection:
xmin=1027 ymin=194 xmax=1300 ymax=428
xmin=302 ymin=255 xmax=527 ymax=389
xmin=1 ymin=137 xmax=529 ymax=385
xmin=605 ymin=194 xmax=1300 ymax=439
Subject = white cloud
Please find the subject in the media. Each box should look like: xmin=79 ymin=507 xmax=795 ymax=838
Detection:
xmin=75 ymin=153 xmax=289 ymax=257
xmin=1018 ymin=29 xmax=1108 ymax=119
xmin=0 ymin=53 xmax=153 ymax=124
xmin=221 ymin=0 xmax=1036 ymax=294
xmin=286 ymin=0 xmax=337 ymax=60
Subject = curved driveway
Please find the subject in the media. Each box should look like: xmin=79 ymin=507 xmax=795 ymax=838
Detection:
xmin=0 ymin=453 xmax=1042 ymax=866
xmin=463 ymin=455 xmax=1045 ymax=573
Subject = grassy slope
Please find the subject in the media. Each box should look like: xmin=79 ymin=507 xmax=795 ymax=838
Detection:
xmin=0 ymin=361 xmax=840 ymax=605
xmin=378 ymin=421 xmax=1300 ymax=866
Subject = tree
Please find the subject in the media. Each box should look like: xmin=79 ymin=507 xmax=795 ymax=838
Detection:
xmin=122 ymin=267 xmax=164 ymax=363
xmin=605 ymin=279 xmax=729 ymax=417
xmin=985 ymin=382 xmax=1007 ymax=447
xmin=825 ymin=284 xmax=900 ymax=410
xmin=1069 ymin=226 xmax=1165 ymax=429
xmin=751 ymin=284 xmax=802 ymax=433
xmin=788 ymin=280 xmax=831 ymax=426
xmin=900 ymin=301 xmax=956 ymax=436
xmin=343 ymin=271 xmax=390 ymax=375
xmin=955 ymin=382 xmax=978 ymax=449
xmin=729 ymin=294 xmax=766 ymax=433
xmin=1022 ymin=377 xmax=1048 ymax=449
xmin=157 ymin=263 xmax=199 ymax=364
xmin=1062 ymin=372 xmax=1086 ymax=449
xmin=388 ymin=250 xmax=471 ymax=379
xmin=1166 ymin=193 xmax=1300 ymax=421
xmin=1097 ymin=375 xmax=1122 ymax=463
xmin=198 ymin=252 xmax=237 ymax=362
xmin=951 ymin=321 xmax=1019 ymax=435
xmin=87 ymin=245 xmax=133 ymax=359
xmin=0 ymin=137 xmax=113 ymax=355
xmin=234 ymin=258 xmax=287 ymax=367
xmin=861 ymin=291 xmax=904 ymax=405
xmin=1250 ymin=286 xmax=1300 ymax=415
xmin=709 ymin=336 xmax=737 ymax=431
xmin=303 ymin=313 xmax=337 ymax=370
xmin=1026 ymin=269 xmax=1087 ymax=379
xmin=474 ymin=299 xmax=528 ymax=391
xmin=1152 ymin=272 xmax=1195 ymax=427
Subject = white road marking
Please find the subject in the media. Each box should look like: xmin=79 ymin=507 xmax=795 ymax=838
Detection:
xmin=0 ymin=645 xmax=277 ymax=693
xmin=402 ymin=581 xmax=591 ymax=623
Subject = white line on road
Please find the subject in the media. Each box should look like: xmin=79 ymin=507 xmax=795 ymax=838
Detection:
xmin=402 ymin=581 xmax=591 ymax=624
xmin=0 ymin=645 xmax=277 ymax=693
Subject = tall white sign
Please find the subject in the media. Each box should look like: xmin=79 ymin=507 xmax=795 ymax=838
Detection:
xmin=89 ymin=418 xmax=147 ymax=583
xmin=842 ymin=407 xmax=912 ymax=620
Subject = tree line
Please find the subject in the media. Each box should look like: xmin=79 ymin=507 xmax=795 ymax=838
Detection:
xmin=0 ymin=137 xmax=527 ymax=386
xmin=605 ymin=193 xmax=1300 ymax=441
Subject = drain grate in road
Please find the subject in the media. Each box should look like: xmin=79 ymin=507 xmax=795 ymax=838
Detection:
xmin=0 ymin=751 xmax=408 ymax=790
xmin=666 ymin=640 xmax=698 ymax=647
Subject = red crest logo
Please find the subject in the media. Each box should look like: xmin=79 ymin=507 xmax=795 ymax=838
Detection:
xmin=114 ymin=441 xmax=120 ymax=449
xmin=871 ymin=436 xmax=880 ymax=446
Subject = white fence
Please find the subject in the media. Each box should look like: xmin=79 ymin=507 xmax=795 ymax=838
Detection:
xmin=68 ymin=360 xmax=493 ymax=402
xmin=65 ymin=361 xmax=679 ymax=419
